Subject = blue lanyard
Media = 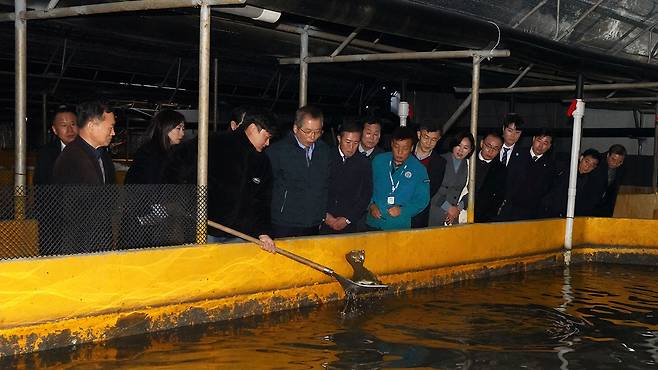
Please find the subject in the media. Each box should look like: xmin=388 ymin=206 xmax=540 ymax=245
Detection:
xmin=389 ymin=161 xmax=407 ymax=193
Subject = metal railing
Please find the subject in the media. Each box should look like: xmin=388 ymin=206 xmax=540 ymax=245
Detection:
xmin=0 ymin=185 xmax=206 ymax=259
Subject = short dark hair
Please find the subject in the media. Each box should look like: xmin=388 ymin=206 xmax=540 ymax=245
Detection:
xmin=146 ymin=109 xmax=185 ymax=152
xmin=241 ymin=108 xmax=277 ymax=136
xmin=417 ymin=122 xmax=441 ymax=134
xmin=503 ymin=113 xmax=524 ymax=130
xmin=390 ymin=126 xmax=417 ymax=144
xmin=608 ymin=144 xmax=627 ymax=157
xmin=581 ymin=148 xmax=601 ymax=162
xmin=294 ymin=105 xmax=323 ymax=128
xmin=51 ymin=104 xmax=77 ymax=124
xmin=533 ymin=128 xmax=553 ymax=140
xmin=76 ymin=100 xmax=113 ymax=129
xmin=339 ymin=122 xmax=362 ymax=136
xmin=448 ymin=131 xmax=476 ymax=159
xmin=230 ymin=105 xmax=249 ymax=125
xmin=483 ymin=131 xmax=503 ymax=144
xmin=362 ymin=118 xmax=382 ymax=129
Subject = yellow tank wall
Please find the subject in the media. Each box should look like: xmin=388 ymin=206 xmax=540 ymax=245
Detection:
xmin=4 ymin=217 xmax=658 ymax=356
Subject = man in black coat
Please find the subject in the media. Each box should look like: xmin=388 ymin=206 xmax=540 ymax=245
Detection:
xmin=474 ymin=132 xmax=505 ymax=222
xmin=52 ymin=101 xmax=116 ymax=185
xmin=50 ymin=101 xmax=117 ymax=254
xmin=590 ymin=144 xmax=627 ymax=217
xmin=499 ymin=113 xmax=524 ymax=169
xmin=411 ymin=123 xmax=446 ymax=228
xmin=497 ymin=129 xmax=557 ymax=221
xmin=358 ymin=119 xmax=385 ymax=160
xmin=320 ymin=123 xmax=372 ymax=234
xmin=34 ymin=106 xmax=79 ymax=185
xmin=164 ymin=109 xmax=276 ymax=251
xmin=542 ymin=148 xmax=601 ymax=218
xmin=267 ymin=105 xmax=330 ymax=238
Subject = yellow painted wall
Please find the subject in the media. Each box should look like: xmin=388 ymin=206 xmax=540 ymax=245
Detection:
xmin=0 ymin=219 xmax=565 ymax=329
xmin=2 ymin=216 xmax=658 ymax=356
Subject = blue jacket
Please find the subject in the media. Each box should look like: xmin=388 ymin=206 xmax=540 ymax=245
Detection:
xmin=367 ymin=152 xmax=429 ymax=230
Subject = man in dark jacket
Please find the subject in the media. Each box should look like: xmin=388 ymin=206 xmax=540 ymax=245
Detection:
xmin=164 ymin=109 xmax=276 ymax=251
xmin=267 ymin=105 xmax=330 ymax=238
xmin=542 ymin=148 xmax=601 ymax=218
xmin=320 ymin=123 xmax=372 ymax=234
xmin=52 ymin=101 xmax=116 ymax=185
xmin=497 ymin=129 xmax=556 ymax=221
xmin=474 ymin=132 xmax=505 ymax=222
xmin=411 ymin=123 xmax=446 ymax=228
xmin=591 ymin=144 xmax=627 ymax=217
xmin=50 ymin=101 xmax=116 ymax=254
xmin=34 ymin=106 xmax=79 ymax=185
xmin=358 ymin=119 xmax=385 ymax=160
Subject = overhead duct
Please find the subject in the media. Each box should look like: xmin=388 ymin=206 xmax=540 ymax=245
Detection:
xmin=215 ymin=5 xmax=281 ymax=23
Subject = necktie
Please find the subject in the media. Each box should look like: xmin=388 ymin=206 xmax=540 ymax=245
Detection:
xmin=305 ymin=147 xmax=311 ymax=167
xmin=532 ymin=155 xmax=538 ymax=162
xmin=501 ymin=147 xmax=510 ymax=165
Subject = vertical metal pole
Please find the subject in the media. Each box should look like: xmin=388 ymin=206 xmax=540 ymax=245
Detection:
xmin=213 ymin=57 xmax=218 ymax=132
xmin=653 ymin=101 xmax=658 ymax=193
xmin=14 ymin=0 xmax=27 ymax=219
xmin=466 ymin=56 xmax=480 ymax=224
xmin=196 ymin=1 xmax=210 ymax=243
xmin=298 ymin=26 xmax=308 ymax=107
xmin=564 ymin=74 xmax=585 ymax=264
xmin=41 ymin=92 xmax=48 ymax=145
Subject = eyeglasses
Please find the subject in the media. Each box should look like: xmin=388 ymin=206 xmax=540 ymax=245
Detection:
xmin=298 ymin=127 xmax=323 ymax=137
xmin=483 ymin=141 xmax=501 ymax=152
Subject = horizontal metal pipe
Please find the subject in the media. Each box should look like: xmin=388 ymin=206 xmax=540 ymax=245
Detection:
xmin=454 ymin=81 xmax=658 ymax=94
xmin=275 ymin=24 xmax=409 ymax=54
xmin=0 ymin=0 xmax=245 ymax=22
xmin=562 ymin=96 xmax=658 ymax=103
xmin=279 ymin=49 xmax=511 ymax=65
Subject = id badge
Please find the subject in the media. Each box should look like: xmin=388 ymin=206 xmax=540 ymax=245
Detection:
xmin=387 ymin=196 xmax=395 ymax=205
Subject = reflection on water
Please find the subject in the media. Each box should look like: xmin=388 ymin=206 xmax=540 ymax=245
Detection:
xmin=3 ymin=264 xmax=658 ymax=369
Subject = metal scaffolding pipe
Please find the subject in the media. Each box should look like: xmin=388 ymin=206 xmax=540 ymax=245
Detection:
xmin=42 ymin=92 xmax=47 ymax=145
xmin=0 ymin=0 xmax=244 ymax=22
xmin=213 ymin=57 xmax=218 ymax=132
xmin=196 ymin=1 xmax=210 ymax=243
xmin=330 ymin=27 xmax=361 ymax=57
xmin=442 ymin=94 xmax=472 ymax=134
xmin=14 ymin=0 xmax=27 ymax=213
xmin=455 ymin=81 xmax=658 ymax=94
xmin=280 ymin=49 xmax=511 ymax=65
xmin=467 ymin=57 xmax=480 ymax=224
xmin=564 ymin=96 xmax=658 ymax=103
xmin=275 ymin=24 xmax=409 ymax=54
xmin=298 ymin=27 xmax=309 ymax=107
xmin=653 ymin=102 xmax=658 ymax=193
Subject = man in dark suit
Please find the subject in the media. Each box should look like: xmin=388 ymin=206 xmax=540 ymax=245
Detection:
xmin=358 ymin=119 xmax=384 ymax=160
xmin=499 ymin=113 xmax=524 ymax=168
xmin=542 ymin=148 xmax=601 ymax=218
xmin=474 ymin=132 xmax=505 ymax=222
xmin=591 ymin=144 xmax=627 ymax=217
xmin=497 ymin=129 xmax=556 ymax=221
xmin=33 ymin=106 xmax=78 ymax=185
xmin=321 ymin=123 xmax=372 ymax=234
xmin=53 ymin=101 xmax=116 ymax=185
xmin=51 ymin=101 xmax=116 ymax=254
xmin=411 ymin=123 xmax=446 ymax=228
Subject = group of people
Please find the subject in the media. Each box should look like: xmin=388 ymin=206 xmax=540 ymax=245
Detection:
xmin=35 ymin=102 xmax=627 ymax=253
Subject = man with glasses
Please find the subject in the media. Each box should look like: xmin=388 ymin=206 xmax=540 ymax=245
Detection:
xmin=474 ymin=132 xmax=504 ymax=222
xmin=267 ymin=105 xmax=330 ymax=238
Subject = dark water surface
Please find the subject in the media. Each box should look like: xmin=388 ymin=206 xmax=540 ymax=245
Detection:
xmin=4 ymin=263 xmax=658 ymax=369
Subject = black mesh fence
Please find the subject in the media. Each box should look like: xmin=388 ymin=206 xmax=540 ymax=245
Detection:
xmin=0 ymin=185 xmax=207 ymax=260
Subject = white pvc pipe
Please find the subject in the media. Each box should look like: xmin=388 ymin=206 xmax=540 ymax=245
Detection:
xmin=14 ymin=0 xmax=27 ymax=195
xmin=196 ymin=1 xmax=210 ymax=243
xmin=564 ymin=99 xmax=585 ymax=265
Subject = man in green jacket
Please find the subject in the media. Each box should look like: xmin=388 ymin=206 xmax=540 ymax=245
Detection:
xmin=267 ymin=105 xmax=330 ymax=238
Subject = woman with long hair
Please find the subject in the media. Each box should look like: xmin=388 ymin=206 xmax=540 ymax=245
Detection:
xmin=125 ymin=109 xmax=185 ymax=184
xmin=428 ymin=131 xmax=475 ymax=226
